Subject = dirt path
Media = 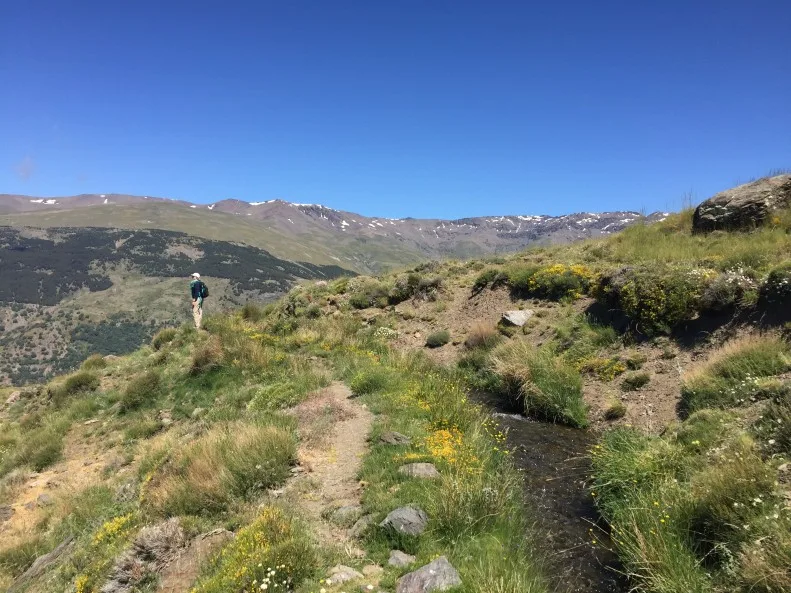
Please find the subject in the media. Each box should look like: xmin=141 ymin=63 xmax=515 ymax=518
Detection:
xmin=283 ymin=381 xmax=374 ymax=552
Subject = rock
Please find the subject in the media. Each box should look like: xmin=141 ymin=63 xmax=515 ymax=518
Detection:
xmin=158 ymin=409 xmax=173 ymax=427
xmin=191 ymin=407 xmax=206 ymax=418
xmin=115 ymin=480 xmax=138 ymax=503
xmin=328 ymin=565 xmax=364 ymax=585
xmin=103 ymin=355 xmax=119 ymax=361
xmin=331 ymin=504 xmax=363 ymax=526
xmin=349 ymin=514 xmax=377 ymax=538
xmin=158 ymin=529 xmax=234 ymax=593
xmin=398 ymin=463 xmax=440 ymax=479
xmin=0 ymin=505 xmax=14 ymax=523
xmin=693 ymin=174 xmax=791 ymax=232
xmin=501 ymin=310 xmax=534 ymax=327
xmin=380 ymin=431 xmax=412 ymax=445
xmin=363 ymin=564 xmax=384 ymax=577
xmin=315 ymin=280 xmax=329 ymax=287
xmin=779 ymin=463 xmax=789 ymax=473
xmin=36 ymin=493 xmax=54 ymax=507
xmin=396 ymin=556 xmax=462 ymax=593
xmin=380 ymin=506 xmax=428 ymax=536
xmin=84 ymin=418 xmax=100 ymax=425
xmin=5 ymin=390 xmax=21 ymax=405
xmin=8 ymin=537 xmax=75 ymax=593
xmin=389 ymin=550 xmax=416 ymax=567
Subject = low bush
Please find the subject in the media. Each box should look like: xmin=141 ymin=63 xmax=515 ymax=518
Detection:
xmin=151 ymin=328 xmax=178 ymax=351
xmin=490 ymin=341 xmax=588 ymax=427
xmin=603 ymin=399 xmax=627 ymax=420
xmin=681 ymin=335 xmax=791 ymax=412
xmin=624 ymin=351 xmax=647 ymax=370
xmin=760 ymin=261 xmax=791 ymax=308
xmin=700 ymin=270 xmax=758 ymax=312
xmin=191 ymin=506 xmax=315 ymax=593
xmin=240 ymin=302 xmax=265 ymax=322
xmin=508 ymin=264 xmax=595 ymax=300
xmin=81 ymin=354 xmax=107 ymax=371
xmin=578 ymin=357 xmax=627 ymax=381
xmin=621 ymin=372 xmax=650 ymax=391
xmin=471 ymin=268 xmax=506 ymax=293
xmin=146 ymin=422 xmax=295 ymax=515
xmin=119 ymin=371 xmax=162 ymax=413
xmin=425 ymin=330 xmax=451 ymax=348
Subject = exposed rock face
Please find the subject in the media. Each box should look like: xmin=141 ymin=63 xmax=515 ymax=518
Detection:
xmin=501 ymin=310 xmax=535 ymax=327
xmin=693 ymin=175 xmax=791 ymax=232
xmin=396 ymin=556 xmax=462 ymax=593
xmin=398 ymin=463 xmax=440 ymax=479
xmin=157 ymin=529 xmax=234 ymax=593
xmin=380 ymin=506 xmax=428 ymax=536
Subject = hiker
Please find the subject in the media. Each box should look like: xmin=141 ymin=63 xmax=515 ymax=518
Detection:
xmin=189 ymin=273 xmax=207 ymax=329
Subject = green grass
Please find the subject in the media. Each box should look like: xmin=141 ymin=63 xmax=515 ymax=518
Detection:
xmin=490 ymin=340 xmax=588 ymax=427
xmin=621 ymin=371 xmax=650 ymax=391
xmin=119 ymin=370 xmax=162 ymax=412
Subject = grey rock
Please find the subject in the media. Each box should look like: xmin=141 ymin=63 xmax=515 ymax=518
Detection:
xmin=350 ymin=513 xmax=377 ymax=538
xmin=328 ymin=565 xmax=364 ymax=585
xmin=5 ymin=390 xmax=21 ymax=405
xmin=396 ymin=556 xmax=462 ymax=593
xmin=362 ymin=564 xmax=384 ymax=577
xmin=389 ymin=550 xmax=416 ymax=567
xmin=501 ymin=310 xmax=534 ymax=327
xmin=115 ymin=480 xmax=138 ymax=503
xmin=331 ymin=504 xmax=363 ymax=526
xmin=380 ymin=431 xmax=412 ymax=445
xmin=9 ymin=537 xmax=75 ymax=593
xmin=779 ymin=463 xmax=789 ymax=473
xmin=0 ymin=505 xmax=14 ymax=523
xmin=36 ymin=493 xmax=54 ymax=507
xmin=380 ymin=506 xmax=428 ymax=536
xmin=693 ymin=174 xmax=791 ymax=232
xmin=398 ymin=463 xmax=440 ymax=479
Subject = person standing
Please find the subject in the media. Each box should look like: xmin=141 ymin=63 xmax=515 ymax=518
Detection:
xmin=189 ymin=273 xmax=205 ymax=329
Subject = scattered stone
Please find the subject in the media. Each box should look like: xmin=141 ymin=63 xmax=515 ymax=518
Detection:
xmin=103 ymin=355 xmax=119 ymax=361
xmin=380 ymin=506 xmax=428 ymax=536
xmin=315 ymin=280 xmax=329 ymax=287
xmin=380 ymin=431 xmax=412 ymax=445
xmin=84 ymin=418 xmax=100 ymax=425
xmin=396 ymin=556 xmax=462 ymax=593
xmin=389 ymin=550 xmax=416 ymax=567
xmin=290 ymin=466 xmax=305 ymax=474
xmin=5 ymin=390 xmax=21 ymax=405
xmin=398 ymin=463 xmax=440 ymax=479
xmin=349 ymin=514 xmax=377 ymax=538
xmin=501 ymin=310 xmax=534 ymax=327
xmin=693 ymin=174 xmax=791 ymax=232
xmin=362 ymin=564 xmax=384 ymax=577
xmin=331 ymin=504 xmax=363 ymax=526
xmin=8 ymin=537 xmax=75 ymax=593
xmin=158 ymin=409 xmax=173 ymax=427
xmin=24 ymin=501 xmax=36 ymax=511
xmin=270 ymin=488 xmax=285 ymax=498
xmin=191 ymin=407 xmax=206 ymax=419
xmin=0 ymin=505 xmax=14 ymax=523
xmin=36 ymin=493 xmax=53 ymax=507
xmin=327 ymin=565 xmax=364 ymax=585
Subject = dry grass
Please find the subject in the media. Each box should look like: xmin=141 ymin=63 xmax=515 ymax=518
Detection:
xmin=682 ymin=334 xmax=788 ymax=385
xmin=464 ymin=321 xmax=500 ymax=350
xmin=189 ymin=336 xmax=224 ymax=375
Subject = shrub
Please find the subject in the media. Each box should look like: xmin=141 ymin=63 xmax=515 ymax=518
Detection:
xmin=621 ymin=372 xmax=650 ymax=391
xmin=681 ymin=335 xmax=791 ymax=412
xmin=81 ymin=354 xmax=107 ymax=371
xmin=760 ymin=262 xmax=791 ymax=307
xmin=119 ymin=371 xmax=162 ymax=413
xmin=304 ymin=304 xmax=322 ymax=319
xmin=596 ymin=266 xmax=710 ymax=335
xmin=63 ymin=370 xmax=100 ymax=394
xmin=349 ymin=367 xmax=391 ymax=396
xmin=490 ymin=341 xmax=588 ymax=427
xmin=0 ymin=423 xmax=67 ymax=476
xmin=425 ymin=330 xmax=451 ymax=348
xmin=329 ymin=276 xmax=349 ymax=295
xmin=151 ymin=328 xmax=178 ymax=351
xmin=508 ymin=264 xmax=595 ymax=300
xmin=191 ymin=506 xmax=315 ymax=593
xmin=189 ymin=337 xmax=223 ymax=375
xmin=578 ymin=357 xmax=627 ymax=381
xmin=624 ymin=352 xmax=648 ymax=370
xmin=147 ymin=422 xmax=295 ymax=515
xmin=240 ymin=302 xmax=265 ymax=322
xmin=604 ymin=399 xmax=627 ymax=420
xmin=464 ymin=322 xmax=500 ymax=350
xmin=700 ymin=270 xmax=757 ymax=312
xmin=472 ymin=268 xmax=506 ymax=293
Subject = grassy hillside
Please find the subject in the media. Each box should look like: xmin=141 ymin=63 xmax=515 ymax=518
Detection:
xmin=1 ymin=200 xmax=790 ymax=593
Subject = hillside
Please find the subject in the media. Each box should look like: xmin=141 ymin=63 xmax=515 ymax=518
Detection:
xmin=1 ymin=175 xmax=790 ymax=593
xmin=0 ymin=193 xmax=666 ymax=272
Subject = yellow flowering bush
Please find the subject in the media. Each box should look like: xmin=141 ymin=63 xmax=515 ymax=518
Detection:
xmin=508 ymin=263 xmax=596 ymax=300
xmin=578 ymin=357 xmax=627 ymax=381
xmin=93 ymin=513 xmax=135 ymax=545
xmin=425 ymin=428 xmax=480 ymax=473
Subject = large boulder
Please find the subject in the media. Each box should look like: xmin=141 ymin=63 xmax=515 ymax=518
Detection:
xmin=501 ymin=310 xmax=534 ymax=327
xmin=693 ymin=174 xmax=791 ymax=232
xmin=396 ymin=556 xmax=462 ymax=593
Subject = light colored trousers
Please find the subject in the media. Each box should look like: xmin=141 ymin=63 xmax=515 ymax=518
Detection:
xmin=192 ymin=300 xmax=203 ymax=329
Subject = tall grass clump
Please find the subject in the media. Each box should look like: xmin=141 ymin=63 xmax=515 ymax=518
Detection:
xmin=490 ymin=341 xmax=588 ymax=427
xmin=146 ymin=421 xmax=295 ymax=515
xmin=81 ymin=354 xmax=107 ymax=371
xmin=425 ymin=329 xmax=451 ymax=348
xmin=151 ymin=327 xmax=178 ymax=350
xmin=119 ymin=370 xmax=162 ymax=412
xmin=464 ymin=321 xmax=501 ymax=350
xmin=681 ymin=335 xmax=791 ymax=412
xmin=191 ymin=506 xmax=316 ymax=593
xmin=189 ymin=336 xmax=224 ymax=375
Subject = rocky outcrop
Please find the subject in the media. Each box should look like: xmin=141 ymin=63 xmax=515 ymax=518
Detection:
xmin=396 ymin=556 xmax=462 ymax=593
xmin=693 ymin=175 xmax=791 ymax=232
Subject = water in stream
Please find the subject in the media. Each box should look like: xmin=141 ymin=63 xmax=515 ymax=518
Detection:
xmin=477 ymin=394 xmax=626 ymax=593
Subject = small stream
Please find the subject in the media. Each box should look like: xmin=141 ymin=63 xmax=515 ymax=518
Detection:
xmin=475 ymin=393 xmax=626 ymax=593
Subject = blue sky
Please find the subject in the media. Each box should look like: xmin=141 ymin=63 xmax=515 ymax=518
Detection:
xmin=1 ymin=1 xmax=789 ymax=218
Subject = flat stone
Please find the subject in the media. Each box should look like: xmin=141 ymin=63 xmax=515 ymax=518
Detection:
xmin=349 ymin=514 xmax=377 ymax=538
xmin=84 ymin=419 xmax=100 ymax=425
xmin=36 ymin=493 xmax=54 ymax=507
xmin=331 ymin=504 xmax=363 ymax=526
xmin=380 ymin=506 xmax=428 ymax=536
xmin=501 ymin=310 xmax=534 ymax=327
xmin=380 ymin=431 xmax=412 ymax=445
xmin=389 ymin=550 xmax=416 ymax=567
xmin=328 ymin=565 xmax=364 ymax=585
xmin=0 ymin=505 xmax=14 ymax=523
xmin=396 ymin=556 xmax=462 ymax=593
xmin=398 ymin=463 xmax=440 ymax=479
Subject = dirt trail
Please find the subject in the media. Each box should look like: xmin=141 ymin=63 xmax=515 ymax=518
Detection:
xmin=284 ymin=381 xmax=374 ymax=550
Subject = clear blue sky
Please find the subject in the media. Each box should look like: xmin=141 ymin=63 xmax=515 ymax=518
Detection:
xmin=1 ymin=1 xmax=789 ymax=218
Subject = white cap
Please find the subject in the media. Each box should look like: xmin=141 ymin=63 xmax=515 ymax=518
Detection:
xmin=191 ymin=273 xmax=200 ymax=279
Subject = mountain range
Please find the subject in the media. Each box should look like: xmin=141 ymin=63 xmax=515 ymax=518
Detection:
xmin=0 ymin=194 xmax=667 ymax=273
